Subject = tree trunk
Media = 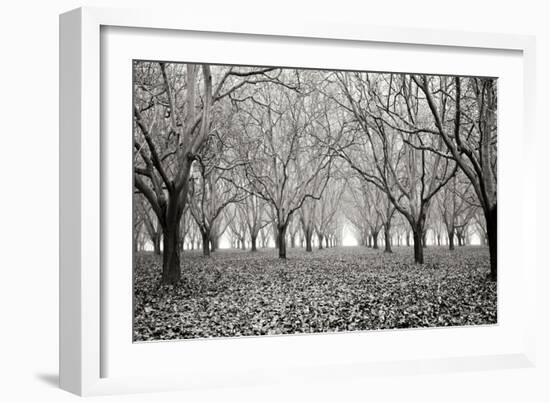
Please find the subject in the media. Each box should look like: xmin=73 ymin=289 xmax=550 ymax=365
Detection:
xmin=161 ymin=222 xmax=180 ymax=284
xmin=448 ymin=230 xmax=455 ymax=250
xmin=277 ymin=224 xmax=288 ymax=259
xmin=318 ymin=233 xmax=324 ymax=250
xmin=201 ymin=231 xmax=210 ymax=257
xmin=486 ymin=204 xmax=497 ymax=281
xmin=250 ymin=234 xmax=257 ymax=252
xmin=305 ymin=229 xmax=313 ymax=252
xmin=325 ymin=237 xmax=329 ymax=248
xmin=412 ymin=227 xmax=424 ymax=264
xmin=384 ymin=224 xmax=392 ymax=253
xmin=290 ymin=233 xmax=296 ymax=248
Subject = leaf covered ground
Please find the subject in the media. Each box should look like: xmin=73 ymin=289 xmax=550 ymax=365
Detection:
xmin=133 ymin=246 xmax=496 ymax=341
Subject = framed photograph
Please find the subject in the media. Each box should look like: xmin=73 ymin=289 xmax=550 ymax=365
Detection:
xmin=60 ymin=7 xmax=537 ymax=396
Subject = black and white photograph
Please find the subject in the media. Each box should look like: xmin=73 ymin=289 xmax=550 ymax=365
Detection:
xmin=3 ymin=0 xmax=549 ymax=399
xmin=132 ymin=60 xmax=497 ymax=341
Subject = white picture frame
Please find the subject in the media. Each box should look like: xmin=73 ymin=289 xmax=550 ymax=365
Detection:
xmin=59 ymin=6 xmax=537 ymax=396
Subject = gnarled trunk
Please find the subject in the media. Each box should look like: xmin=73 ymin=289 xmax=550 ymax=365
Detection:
xmin=162 ymin=220 xmax=180 ymax=284
xmin=277 ymin=224 xmax=288 ymax=259
xmin=413 ymin=227 xmax=424 ymax=264
xmin=372 ymin=231 xmax=379 ymax=249
xmin=250 ymin=234 xmax=257 ymax=252
xmin=411 ymin=212 xmax=426 ymax=264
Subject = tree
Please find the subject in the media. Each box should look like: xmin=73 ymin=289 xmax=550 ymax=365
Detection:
xmin=226 ymin=204 xmax=247 ymax=249
xmin=414 ymin=76 xmax=497 ymax=280
xmin=380 ymin=196 xmax=396 ymax=253
xmin=343 ymin=178 xmax=373 ymax=247
xmin=136 ymin=194 xmax=162 ymax=254
xmin=188 ymin=135 xmax=243 ymax=256
xmin=436 ymin=175 xmax=473 ymax=250
xmin=333 ymin=73 xmax=456 ymax=263
xmin=229 ymin=71 xmax=338 ymax=258
xmin=299 ymin=198 xmax=317 ymax=252
xmin=134 ymin=62 xmax=275 ymax=283
xmin=242 ymin=195 xmax=270 ymax=252
xmin=314 ymin=180 xmax=343 ymax=250
xmin=133 ymin=193 xmax=147 ymax=252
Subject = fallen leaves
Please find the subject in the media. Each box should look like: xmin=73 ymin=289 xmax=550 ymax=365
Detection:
xmin=133 ymin=246 xmax=497 ymax=341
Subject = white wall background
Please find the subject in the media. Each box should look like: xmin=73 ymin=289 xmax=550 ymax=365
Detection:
xmin=0 ymin=1 xmax=547 ymax=402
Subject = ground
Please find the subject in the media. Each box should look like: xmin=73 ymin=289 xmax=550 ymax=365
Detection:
xmin=133 ymin=246 xmax=497 ymax=341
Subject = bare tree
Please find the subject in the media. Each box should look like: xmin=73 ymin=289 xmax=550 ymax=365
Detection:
xmin=188 ymin=145 xmax=243 ymax=256
xmin=343 ymin=178 xmax=373 ymax=247
xmin=229 ymin=72 xmax=338 ymax=258
xmin=135 ymin=194 xmax=162 ymax=255
xmin=414 ymin=75 xmax=497 ymax=279
xmin=226 ymin=204 xmax=247 ymax=250
xmin=134 ymin=61 xmax=277 ymax=284
xmin=240 ymin=195 xmax=270 ymax=252
xmin=334 ymin=72 xmax=456 ymax=263
xmin=299 ymin=198 xmax=317 ymax=252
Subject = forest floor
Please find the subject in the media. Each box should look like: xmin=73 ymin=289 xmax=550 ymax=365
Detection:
xmin=133 ymin=246 xmax=497 ymax=341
